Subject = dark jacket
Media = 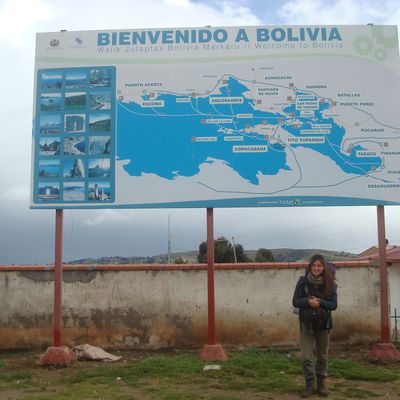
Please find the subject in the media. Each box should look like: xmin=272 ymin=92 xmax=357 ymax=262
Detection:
xmin=292 ymin=276 xmax=337 ymax=330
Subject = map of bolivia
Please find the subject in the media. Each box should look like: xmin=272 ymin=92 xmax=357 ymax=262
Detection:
xmin=117 ymin=77 xmax=382 ymax=186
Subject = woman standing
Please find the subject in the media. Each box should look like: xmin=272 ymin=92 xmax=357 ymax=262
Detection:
xmin=292 ymin=254 xmax=337 ymax=398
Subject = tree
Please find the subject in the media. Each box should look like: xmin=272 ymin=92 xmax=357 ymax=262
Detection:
xmin=174 ymin=256 xmax=187 ymax=264
xmin=255 ymin=248 xmax=275 ymax=262
xmin=234 ymin=243 xmax=251 ymax=262
xmin=198 ymin=236 xmax=250 ymax=263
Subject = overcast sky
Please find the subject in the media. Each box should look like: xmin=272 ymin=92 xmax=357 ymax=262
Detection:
xmin=1 ymin=0 xmax=400 ymax=264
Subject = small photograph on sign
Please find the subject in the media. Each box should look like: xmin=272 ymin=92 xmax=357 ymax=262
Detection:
xmin=40 ymin=93 xmax=62 ymax=112
xmin=41 ymin=71 xmax=62 ymax=90
xmin=65 ymin=70 xmax=87 ymax=89
xmin=40 ymin=114 xmax=62 ymax=134
xmin=88 ymin=158 xmax=110 ymax=178
xmin=64 ymin=136 xmax=85 ymax=156
xmin=63 ymin=182 xmax=85 ymax=201
xmin=65 ymin=114 xmax=86 ymax=133
xmin=90 ymin=68 xmax=111 ymax=88
xmin=38 ymin=182 xmax=60 ymax=202
xmin=89 ymin=91 xmax=111 ymax=110
xmin=39 ymin=137 xmax=60 ymax=156
xmin=88 ymin=135 xmax=110 ymax=155
xmin=88 ymin=182 xmax=111 ymax=201
xmin=89 ymin=113 xmax=111 ymax=132
xmin=38 ymin=159 xmax=60 ymax=179
xmin=33 ymin=65 xmax=116 ymax=207
xmin=63 ymin=158 xmax=85 ymax=179
xmin=65 ymin=92 xmax=86 ymax=111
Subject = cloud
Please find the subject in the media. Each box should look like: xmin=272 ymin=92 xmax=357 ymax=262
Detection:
xmin=80 ymin=209 xmax=134 ymax=227
xmin=278 ymin=0 xmax=399 ymax=25
xmin=0 ymin=185 xmax=30 ymax=202
xmin=165 ymin=0 xmax=192 ymax=6
xmin=210 ymin=1 xmax=261 ymax=25
xmin=1 ymin=0 xmax=400 ymax=264
xmin=31 ymin=0 xmax=260 ymax=32
xmin=0 ymin=0 xmax=61 ymax=46
xmin=384 ymin=2 xmax=400 ymax=25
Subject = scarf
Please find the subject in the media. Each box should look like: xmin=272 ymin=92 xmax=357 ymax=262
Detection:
xmin=307 ymin=272 xmax=324 ymax=288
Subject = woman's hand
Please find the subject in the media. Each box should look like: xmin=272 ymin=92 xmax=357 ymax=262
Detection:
xmin=308 ymin=296 xmax=320 ymax=308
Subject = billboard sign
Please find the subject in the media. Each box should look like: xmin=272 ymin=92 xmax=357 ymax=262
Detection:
xmin=31 ymin=25 xmax=400 ymax=208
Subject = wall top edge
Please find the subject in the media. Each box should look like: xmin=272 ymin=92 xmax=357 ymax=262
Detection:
xmin=0 ymin=260 xmax=376 ymax=272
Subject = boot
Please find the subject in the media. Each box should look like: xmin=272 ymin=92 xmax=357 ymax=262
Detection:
xmin=317 ymin=376 xmax=328 ymax=397
xmin=301 ymin=378 xmax=314 ymax=398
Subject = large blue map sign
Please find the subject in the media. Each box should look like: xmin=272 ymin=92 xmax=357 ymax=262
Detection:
xmin=31 ymin=25 xmax=400 ymax=209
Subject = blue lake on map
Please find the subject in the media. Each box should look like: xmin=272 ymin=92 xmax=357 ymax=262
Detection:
xmin=282 ymin=100 xmax=382 ymax=174
xmin=117 ymin=77 xmax=290 ymax=185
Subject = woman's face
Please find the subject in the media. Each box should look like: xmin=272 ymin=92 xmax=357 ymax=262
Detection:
xmin=311 ymin=259 xmax=325 ymax=277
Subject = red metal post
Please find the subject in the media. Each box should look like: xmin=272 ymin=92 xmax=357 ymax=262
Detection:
xmin=198 ymin=208 xmax=227 ymax=360
xmin=54 ymin=209 xmax=63 ymax=347
xmin=377 ymin=205 xmax=390 ymax=343
xmin=206 ymin=208 xmax=216 ymax=345
xmin=366 ymin=205 xmax=399 ymax=362
xmin=39 ymin=209 xmax=76 ymax=365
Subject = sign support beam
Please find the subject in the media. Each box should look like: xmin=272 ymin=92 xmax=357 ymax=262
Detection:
xmin=207 ymin=207 xmax=216 ymax=345
xmin=367 ymin=205 xmax=400 ymax=362
xmin=199 ymin=208 xmax=227 ymax=361
xmin=377 ymin=205 xmax=390 ymax=343
xmin=39 ymin=209 xmax=76 ymax=366
xmin=54 ymin=208 xmax=63 ymax=347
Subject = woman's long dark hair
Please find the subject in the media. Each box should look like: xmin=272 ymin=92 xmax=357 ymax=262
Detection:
xmin=306 ymin=253 xmax=335 ymax=297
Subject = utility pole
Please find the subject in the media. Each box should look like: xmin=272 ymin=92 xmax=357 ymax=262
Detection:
xmin=231 ymin=236 xmax=237 ymax=263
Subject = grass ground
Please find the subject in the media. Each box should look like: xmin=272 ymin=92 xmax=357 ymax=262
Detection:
xmin=0 ymin=346 xmax=399 ymax=400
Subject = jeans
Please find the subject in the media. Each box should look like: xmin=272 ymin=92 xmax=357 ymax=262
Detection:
xmin=299 ymin=322 xmax=330 ymax=381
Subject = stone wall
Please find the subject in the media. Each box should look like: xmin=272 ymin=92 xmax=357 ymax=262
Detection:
xmin=0 ymin=261 xmax=387 ymax=350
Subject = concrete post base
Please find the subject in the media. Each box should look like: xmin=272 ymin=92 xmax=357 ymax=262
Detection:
xmin=368 ymin=342 xmax=400 ymax=363
xmin=198 ymin=344 xmax=228 ymax=361
xmin=39 ymin=346 xmax=76 ymax=367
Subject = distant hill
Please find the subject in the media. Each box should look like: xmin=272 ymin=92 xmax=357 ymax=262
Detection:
xmin=248 ymin=248 xmax=355 ymax=262
xmin=68 ymin=248 xmax=355 ymax=264
xmin=68 ymin=255 xmax=162 ymax=265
